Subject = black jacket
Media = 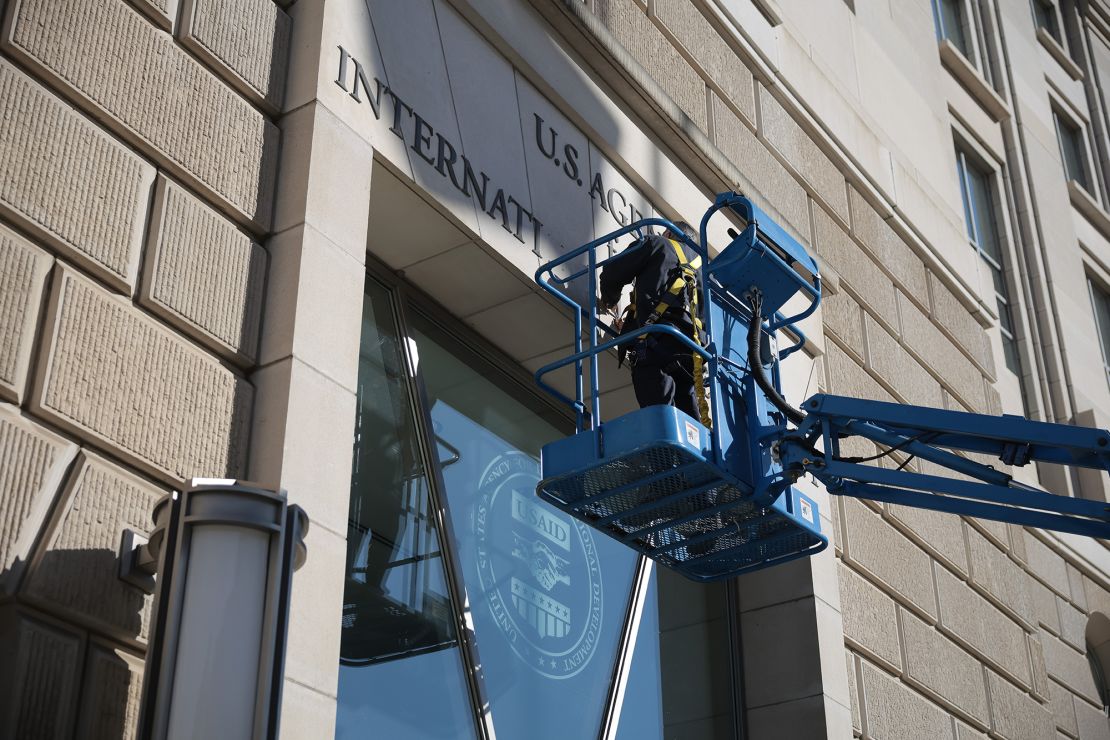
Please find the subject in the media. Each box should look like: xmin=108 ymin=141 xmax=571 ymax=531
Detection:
xmin=599 ymin=234 xmax=700 ymax=336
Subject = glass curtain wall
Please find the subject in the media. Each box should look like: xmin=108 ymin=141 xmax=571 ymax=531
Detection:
xmin=336 ymin=270 xmax=742 ymax=738
xmin=336 ymin=278 xmax=476 ymax=739
xmin=408 ymin=308 xmax=640 ymax=739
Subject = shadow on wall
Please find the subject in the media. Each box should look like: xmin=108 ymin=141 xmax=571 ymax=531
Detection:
xmin=265 ymin=10 xmax=289 ymax=116
xmin=245 ymin=0 xmax=290 ymax=226
xmin=0 ymin=548 xmax=146 ymax=739
xmin=1087 ymin=611 xmax=1110 ymax=709
xmin=239 ymin=238 xmax=268 ymax=373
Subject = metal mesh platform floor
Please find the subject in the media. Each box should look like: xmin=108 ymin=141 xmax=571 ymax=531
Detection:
xmin=537 ymin=443 xmax=824 ymax=581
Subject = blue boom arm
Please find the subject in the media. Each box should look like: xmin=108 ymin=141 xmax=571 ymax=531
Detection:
xmin=775 ymin=395 xmax=1110 ymax=539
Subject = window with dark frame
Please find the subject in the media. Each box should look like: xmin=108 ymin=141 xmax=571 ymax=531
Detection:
xmin=933 ymin=0 xmax=973 ymax=58
xmin=1054 ymin=107 xmax=1093 ymax=193
xmin=1032 ymin=0 xmax=1063 ymax=44
xmin=954 ymin=142 xmax=1029 ymax=410
xmin=933 ymin=0 xmax=997 ymax=85
xmin=1088 ymin=277 xmax=1110 ymax=390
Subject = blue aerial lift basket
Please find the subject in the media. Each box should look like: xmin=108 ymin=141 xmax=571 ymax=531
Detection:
xmin=533 ymin=192 xmax=1110 ymax=583
xmin=533 ymin=193 xmax=827 ymax=581
xmin=538 ymin=404 xmax=823 ymax=582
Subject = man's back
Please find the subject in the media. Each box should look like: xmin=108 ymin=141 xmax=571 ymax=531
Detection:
xmin=598 ymin=233 xmax=698 ymax=335
xmin=598 ymin=229 xmax=705 ymax=420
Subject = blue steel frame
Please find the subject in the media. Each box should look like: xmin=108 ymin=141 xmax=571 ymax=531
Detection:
xmin=534 ymin=192 xmax=822 ymax=464
xmin=535 ymin=216 xmax=720 ymax=460
xmin=779 ymin=395 xmax=1110 ymax=538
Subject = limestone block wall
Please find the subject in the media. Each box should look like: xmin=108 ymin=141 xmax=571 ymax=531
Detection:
xmin=568 ymin=0 xmax=1110 ymax=737
xmin=0 ymin=0 xmax=289 ymax=735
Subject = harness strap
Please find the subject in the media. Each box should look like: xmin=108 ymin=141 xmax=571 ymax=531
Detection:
xmin=688 ymin=268 xmax=711 ymax=429
xmin=672 ymin=241 xmax=711 ymax=427
xmin=632 ymin=240 xmax=712 ymax=428
xmin=641 ymin=240 xmax=701 ymax=329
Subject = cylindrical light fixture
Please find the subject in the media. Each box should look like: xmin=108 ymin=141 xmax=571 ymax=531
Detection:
xmin=132 ymin=480 xmax=308 ymax=740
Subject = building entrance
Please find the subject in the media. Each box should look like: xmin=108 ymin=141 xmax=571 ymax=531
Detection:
xmin=336 ymin=174 xmax=741 ymax=738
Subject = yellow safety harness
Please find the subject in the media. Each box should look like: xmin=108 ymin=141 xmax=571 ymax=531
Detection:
xmin=622 ymin=239 xmax=711 ymax=427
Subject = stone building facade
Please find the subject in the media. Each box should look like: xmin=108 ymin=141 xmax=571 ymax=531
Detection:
xmin=0 ymin=0 xmax=1108 ymax=738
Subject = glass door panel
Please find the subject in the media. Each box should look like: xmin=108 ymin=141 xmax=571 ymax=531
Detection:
xmin=410 ymin=310 xmax=639 ymax=739
xmin=336 ymin=279 xmax=476 ymax=739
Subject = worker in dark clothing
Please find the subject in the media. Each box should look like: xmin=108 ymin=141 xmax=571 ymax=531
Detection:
xmin=598 ymin=222 xmax=708 ymax=424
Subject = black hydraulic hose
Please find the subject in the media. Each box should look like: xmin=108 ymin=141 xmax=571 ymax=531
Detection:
xmin=747 ymin=293 xmax=806 ymax=426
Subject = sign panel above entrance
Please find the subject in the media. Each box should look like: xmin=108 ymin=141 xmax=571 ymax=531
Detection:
xmin=320 ymin=0 xmax=673 ymax=283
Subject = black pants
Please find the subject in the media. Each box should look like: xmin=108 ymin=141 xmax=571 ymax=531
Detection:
xmin=631 ymin=334 xmax=698 ymax=419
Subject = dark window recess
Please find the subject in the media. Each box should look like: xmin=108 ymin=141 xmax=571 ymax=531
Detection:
xmin=336 ymin=277 xmax=479 ymax=740
xmin=934 ymin=0 xmax=971 ymax=58
xmin=1032 ymin=0 xmax=1062 ymax=43
xmin=1089 ymin=278 xmax=1110 ymax=390
xmin=955 ymin=143 xmax=1029 ymax=408
xmin=1055 ymin=109 xmax=1092 ymax=192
